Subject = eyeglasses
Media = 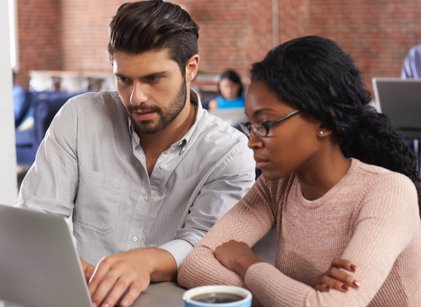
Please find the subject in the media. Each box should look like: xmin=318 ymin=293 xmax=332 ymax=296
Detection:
xmin=240 ymin=110 xmax=301 ymax=138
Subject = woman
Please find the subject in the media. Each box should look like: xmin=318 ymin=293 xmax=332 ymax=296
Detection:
xmin=208 ymin=69 xmax=245 ymax=111
xmin=178 ymin=36 xmax=421 ymax=306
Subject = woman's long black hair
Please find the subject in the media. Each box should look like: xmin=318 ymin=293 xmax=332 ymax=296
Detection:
xmin=251 ymin=35 xmax=420 ymax=210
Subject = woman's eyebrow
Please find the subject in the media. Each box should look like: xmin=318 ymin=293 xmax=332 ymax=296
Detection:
xmin=251 ymin=108 xmax=274 ymax=118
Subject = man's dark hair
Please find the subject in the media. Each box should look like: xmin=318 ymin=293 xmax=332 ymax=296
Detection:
xmin=108 ymin=0 xmax=199 ymax=75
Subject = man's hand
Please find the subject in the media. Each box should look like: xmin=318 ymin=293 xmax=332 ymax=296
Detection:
xmin=214 ymin=240 xmax=261 ymax=279
xmin=88 ymin=248 xmax=177 ymax=307
xmin=312 ymin=258 xmax=361 ymax=292
xmin=80 ymin=258 xmax=95 ymax=283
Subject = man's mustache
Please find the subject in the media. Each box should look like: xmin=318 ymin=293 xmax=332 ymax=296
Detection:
xmin=128 ymin=104 xmax=161 ymax=113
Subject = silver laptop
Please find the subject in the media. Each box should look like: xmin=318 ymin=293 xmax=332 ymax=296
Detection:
xmin=0 ymin=204 xmax=92 ymax=307
xmin=372 ymin=78 xmax=421 ymax=136
xmin=0 ymin=204 xmax=186 ymax=307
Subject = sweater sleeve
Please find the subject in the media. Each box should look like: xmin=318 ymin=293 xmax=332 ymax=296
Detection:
xmin=244 ymin=173 xmax=420 ymax=307
xmin=177 ymin=176 xmax=276 ymax=288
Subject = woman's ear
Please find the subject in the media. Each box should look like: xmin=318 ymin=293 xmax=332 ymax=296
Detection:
xmin=317 ymin=125 xmax=333 ymax=138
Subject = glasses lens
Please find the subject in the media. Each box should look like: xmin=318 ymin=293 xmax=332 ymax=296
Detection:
xmin=255 ymin=125 xmax=267 ymax=137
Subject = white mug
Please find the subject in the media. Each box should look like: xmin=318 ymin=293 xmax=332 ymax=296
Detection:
xmin=183 ymin=285 xmax=252 ymax=307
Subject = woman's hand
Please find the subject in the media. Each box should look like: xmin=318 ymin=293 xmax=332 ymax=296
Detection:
xmin=312 ymin=258 xmax=361 ymax=292
xmin=214 ymin=240 xmax=261 ymax=279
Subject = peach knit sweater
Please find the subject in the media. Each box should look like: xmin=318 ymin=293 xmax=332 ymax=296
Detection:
xmin=178 ymin=159 xmax=421 ymax=306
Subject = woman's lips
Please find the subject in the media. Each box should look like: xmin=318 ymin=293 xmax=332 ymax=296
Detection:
xmin=254 ymin=156 xmax=270 ymax=169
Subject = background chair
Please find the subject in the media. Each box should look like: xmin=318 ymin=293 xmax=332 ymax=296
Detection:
xmin=15 ymin=91 xmax=82 ymax=165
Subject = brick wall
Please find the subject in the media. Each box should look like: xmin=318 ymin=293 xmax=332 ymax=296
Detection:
xmin=279 ymin=0 xmax=421 ymax=93
xmin=184 ymin=0 xmax=273 ymax=80
xmin=61 ymin=0 xmax=124 ymax=72
xmin=15 ymin=0 xmax=62 ymax=86
xmin=15 ymin=0 xmax=421 ymax=93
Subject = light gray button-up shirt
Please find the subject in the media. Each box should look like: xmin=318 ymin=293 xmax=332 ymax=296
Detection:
xmin=17 ymin=90 xmax=255 ymax=267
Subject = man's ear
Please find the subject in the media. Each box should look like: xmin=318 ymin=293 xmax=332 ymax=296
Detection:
xmin=185 ymin=54 xmax=200 ymax=82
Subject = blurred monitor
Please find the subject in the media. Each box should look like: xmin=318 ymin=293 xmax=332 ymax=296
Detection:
xmin=372 ymin=77 xmax=421 ymax=137
xmin=209 ymin=108 xmax=247 ymax=126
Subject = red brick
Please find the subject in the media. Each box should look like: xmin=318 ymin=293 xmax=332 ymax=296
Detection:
xmin=14 ymin=0 xmax=421 ymax=94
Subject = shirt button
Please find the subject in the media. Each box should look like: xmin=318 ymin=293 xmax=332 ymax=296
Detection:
xmin=132 ymin=236 xmax=138 ymax=242
xmin=143 ymin=194 xmax=151 ymax=202
xmin=159 ymin=164 xmax=165 ymax=169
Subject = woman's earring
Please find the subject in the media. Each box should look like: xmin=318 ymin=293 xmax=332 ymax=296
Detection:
xmin=318 ymin=130 xmax=324 ymax=136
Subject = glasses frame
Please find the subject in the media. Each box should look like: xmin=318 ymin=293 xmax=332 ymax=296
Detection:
xmin=240 ymin=110 xmax=301 ymax=138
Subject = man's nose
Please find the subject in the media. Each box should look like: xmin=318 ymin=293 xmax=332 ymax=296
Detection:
xmin=130 ymin=83 xmax=148 ymax=105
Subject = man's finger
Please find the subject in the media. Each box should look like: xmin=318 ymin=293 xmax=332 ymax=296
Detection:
xmin=90 ymin=269 xmax=121 ymax=306
xmin=120 ymin=281 xmax=146 ymax=307
xmin=84 ymin=264 xmax=95 ymax=281
xmin=88 ymin=257 xmax=113 ymax=295
xmin=80 ymin=258 xmax=95 ymax=282
xmin=100 ymin=276 xmax=131 ymax=307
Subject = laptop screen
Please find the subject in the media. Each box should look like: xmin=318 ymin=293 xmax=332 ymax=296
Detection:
xmin=372 ymin=78 xmax=421 ymax=136
xmin=0 ymin=204 xmax=92 ymax=307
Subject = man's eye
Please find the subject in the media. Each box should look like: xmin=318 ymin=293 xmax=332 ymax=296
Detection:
xmin=117 ymin=76 xmax=129 ymax=84
xmin=145 ymin=75 xmax=161 ymax=83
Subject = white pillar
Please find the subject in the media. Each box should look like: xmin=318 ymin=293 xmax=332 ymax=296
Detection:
xmin=0 ymin=0 xmax=18 ymax=205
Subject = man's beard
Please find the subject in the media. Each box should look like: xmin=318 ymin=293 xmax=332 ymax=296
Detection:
xmin=129 ymin=78 xmax=187 ymax=134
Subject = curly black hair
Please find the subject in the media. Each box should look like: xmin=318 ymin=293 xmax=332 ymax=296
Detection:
xmin=251 ymin=35 xmax=420 ymax=210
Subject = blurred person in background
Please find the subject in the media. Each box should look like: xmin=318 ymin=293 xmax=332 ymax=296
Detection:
xmin=401 ymin=44 xmax=421 ymax=79
xmin=208 ymin=69 xmax=245 ymax=111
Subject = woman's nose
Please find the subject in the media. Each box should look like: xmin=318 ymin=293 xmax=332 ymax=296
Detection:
xmin=247 ymin=132 xmax=264 ymax=149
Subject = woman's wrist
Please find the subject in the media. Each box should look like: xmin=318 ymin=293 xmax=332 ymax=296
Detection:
xmin=234 ymin=255 xmax=262 ymax=279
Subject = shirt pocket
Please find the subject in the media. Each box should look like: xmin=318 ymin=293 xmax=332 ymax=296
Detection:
xmin=73 ymin=167 xmax=123 ymax=234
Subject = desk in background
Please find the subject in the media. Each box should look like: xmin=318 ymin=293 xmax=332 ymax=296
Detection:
xmin=209 ymin=108 xmax=247 ymax=127
xmin=29 ymin=70 xmax=115 ymax=92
